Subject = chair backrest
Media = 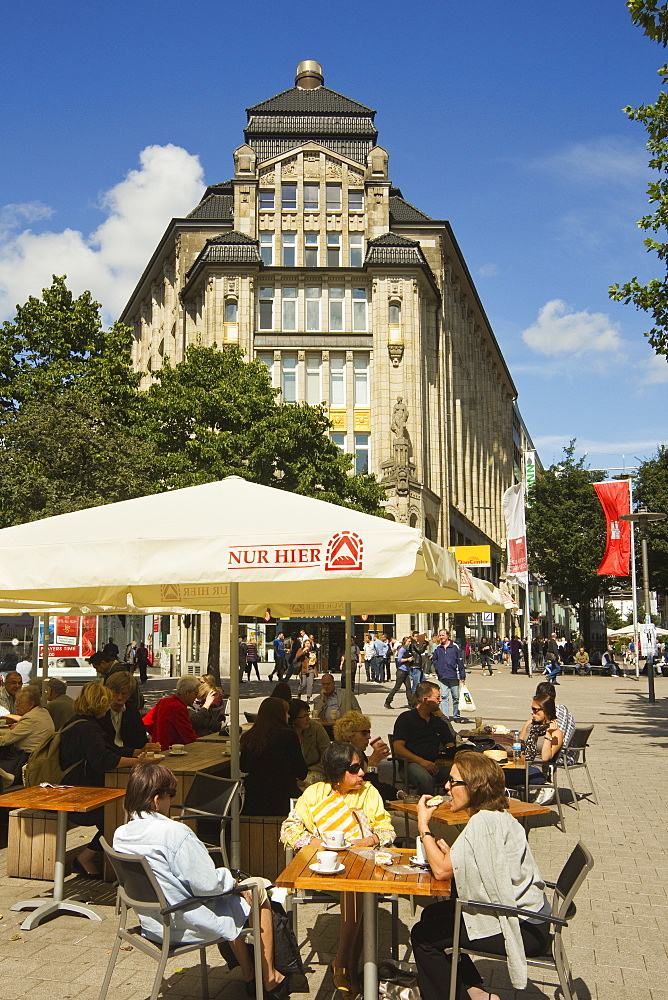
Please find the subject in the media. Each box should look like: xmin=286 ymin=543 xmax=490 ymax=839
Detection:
xmin=100 ymin=836 xmax=166 ymax=913
xmin=553 ymin=840 xmax=594 ymax=921
xmin=567 ymin=725 xmax=594 ymax=751
xmin=245 ymin=712 xmax=257 ymax=723
xmin=181 ymin=773 xmax=241 ymax=818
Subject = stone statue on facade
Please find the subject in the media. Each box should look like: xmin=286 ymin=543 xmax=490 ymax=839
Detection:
xmin=391 ymin=396 xmax=409 ymax=439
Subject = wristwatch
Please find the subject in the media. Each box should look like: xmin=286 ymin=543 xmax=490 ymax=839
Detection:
xmin=419 ymin=831 xmax=434 ymax=840
xmin=367 ymin=765 xmax=378 ymax=773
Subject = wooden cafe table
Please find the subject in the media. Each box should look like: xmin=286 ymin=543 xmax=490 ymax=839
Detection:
xmin=389 ymin=792 xmax=550 ymax=828
xmin=275 ymin=841 xmax=450 ymax=1000
xmin=0 ymin=785 xmax=126 ymax=929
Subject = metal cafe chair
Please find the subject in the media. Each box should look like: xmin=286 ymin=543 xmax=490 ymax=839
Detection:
xmin=555 ymin=724 xmax=597 ymax=810
xmin=177 ymin=773 xmax=243 ymax=869
xmin=98 ymin=836 xmax=263 ymax=1000
xmin=448 ymin=840 xmax=594 ymax=1000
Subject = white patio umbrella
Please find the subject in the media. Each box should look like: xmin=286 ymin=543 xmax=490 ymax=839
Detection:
xmin=0 ymin=476 xmax=473 ymax=864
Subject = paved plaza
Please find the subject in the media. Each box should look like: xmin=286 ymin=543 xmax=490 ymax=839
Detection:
xmin=0 ymin=666 xmax=664 ymax=1000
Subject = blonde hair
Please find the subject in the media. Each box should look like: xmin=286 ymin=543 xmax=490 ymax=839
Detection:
xmin=105 ymin=671 xmax=136 ymax=696
xmin=333 ymin=710 xmax=371 ymax=743
xmin=74 ymin=681 xmax=112 ymax=718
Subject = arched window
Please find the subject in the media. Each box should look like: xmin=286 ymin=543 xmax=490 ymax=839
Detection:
xmin=389 ymin=300 xmax=402 ymax=343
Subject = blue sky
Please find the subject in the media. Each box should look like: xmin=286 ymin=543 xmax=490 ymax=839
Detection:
xmin=1 ymin=0 xmax=666 ymax=474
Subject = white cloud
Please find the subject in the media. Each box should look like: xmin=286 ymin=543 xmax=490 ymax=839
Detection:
xmin=521 ymin=299 xmax=624 ymax=357
xmin=531 ymin=136 xmax=647 ymax=188
xmin=477 ymin=262 xmax=500 ymax=278
xmin=0 ymin=144 xmax=205 ymax=324
xmin=644 ymin=352 xmax=668 ymax=384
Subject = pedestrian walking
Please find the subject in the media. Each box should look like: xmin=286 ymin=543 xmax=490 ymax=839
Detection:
xmin=245 ymin=637 xmax=261 ymax=682
xmin=385 ymin=637 xmax=414 ymax=709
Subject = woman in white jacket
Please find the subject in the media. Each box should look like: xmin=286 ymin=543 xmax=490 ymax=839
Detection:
xmin=411 ymin=752 xmax=551 ymax=1000
xmin=113 ymin=761 xmax=287 ymax=999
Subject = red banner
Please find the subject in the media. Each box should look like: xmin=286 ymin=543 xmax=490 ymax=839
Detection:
xmin=594 ymin=481 xmax=631 ymax=576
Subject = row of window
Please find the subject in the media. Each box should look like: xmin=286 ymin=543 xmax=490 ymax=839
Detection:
xmin=260 ymin=232 xmax=364 ymax=268
xmin=256 ymin=351 xmax=369 ymax=407
xmin=257 ymin=286 xmax=368 ymax=332
xmin=259 ymin=184 xmax=362 ymax=213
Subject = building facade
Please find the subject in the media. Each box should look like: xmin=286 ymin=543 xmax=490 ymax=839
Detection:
xmin=121 ymin=62 xmax=525 ymax=669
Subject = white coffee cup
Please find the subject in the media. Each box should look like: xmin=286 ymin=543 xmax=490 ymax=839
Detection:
xmin=324 ymin=830 xmax=345 ymax=849
xmin=316 ymin=850 xmax=338 ymax=871
xmin=170 ymin=744 xmax=184 ymax=753
xmin=416 ymin=837 xmax=428 ymax=865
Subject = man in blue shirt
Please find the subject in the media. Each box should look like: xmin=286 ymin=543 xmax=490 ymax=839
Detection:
xmin=431 ymin=629 xmax=466 ymax=722
xmin=269 ymin=632 xmax=286 ymax=682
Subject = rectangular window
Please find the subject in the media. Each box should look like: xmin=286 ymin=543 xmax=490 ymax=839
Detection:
xmin=260 ymin=233 xmax=273 ymax=266
xmin=282 ymin=233 xmax=296 ymax=267
xmin=352 ymin=287 xmax=367 ymax=332
xmin=348 ymin=189 xmax=364 ymax=212
xmin=282 ymin=183 xmax=297 ymax=211
xmin=329 ymin=286 xmax=344 ymax=332
xmin=259 ymin=190 xmax=274 ymax=211
xmin=349 ymin=234 xmax=364 ymax=267
xmin=355 ymin=433 xmax=370 ymax=474
xmin=306 ymin=287 xmax=321 ymax=332
xmin=281 ymin=286 xmax=297 ymax=331
xmin=282 ymin=353 xmax=297 ymax=403
xmin=304 ymin=233 xmax=318 ymax=267
xmin=331 ymin=433 xmax=346 ymax=451
xmin=354 ymin=354 xmax=369 ymax=406
xmin=327 ymin=232 xmax=341 ymax=268
xmin=304 ymin=184 xmax=319 ymax=211
xmin=256 ymin=351 xmax=274 ymax=374
xmin=389 ymin=302 xmax=401 ymax=324
xmin=326 ymin=184 xmax=342 ymax=210
xmin=258 ymin=288 xmax=274 ymax=330
xmin=330 ymin=353 xmax=345 ymax=406
xmin=225 ymin=300 xmax=238 ymax=322
xmin=306 ymin=354 xmax=322 ymax=405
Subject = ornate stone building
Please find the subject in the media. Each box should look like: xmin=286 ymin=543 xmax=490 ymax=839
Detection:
xmin=122 ymin=61 xmax=521 ymax=661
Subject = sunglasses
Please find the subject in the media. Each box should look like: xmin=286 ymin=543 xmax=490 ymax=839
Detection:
xmin=530 ymin=706 xmax=542 ymax=713
xmin=446 ymin=777 xmax=467 ymax=787
xmin=346 ymin=762 xmax=364 ymax=774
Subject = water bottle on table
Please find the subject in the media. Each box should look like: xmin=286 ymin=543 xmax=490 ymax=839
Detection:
xmin=512 ymin=731 xmax=522 ymax=762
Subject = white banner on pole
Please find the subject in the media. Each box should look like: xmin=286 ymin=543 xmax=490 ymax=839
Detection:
xmin=502 ymin=483 xmax=528 ymax=584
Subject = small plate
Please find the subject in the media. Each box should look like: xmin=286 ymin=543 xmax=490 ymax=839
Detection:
xmin=309 ymin=862 xmax=345 ymax=875
xmin=144 ymin=753 xmax=165 ymax=761
xmin=168 ymin=750 xmax=187 ymax=756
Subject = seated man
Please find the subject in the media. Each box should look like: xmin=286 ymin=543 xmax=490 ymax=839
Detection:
xmin=311 ymin=673 xmax=360 ymax=723
xmin=0 ymin=685 xmax=54 ymax=787
xmin=45 ymin=677 xmax=75 ymax=729
xmin=142 ymin=675 xmax=200 ymax=751
xmin=114 ymin=762 xmax=288 ymax=999
xmin=392 ymin=681 xmax=456 ymax=794
xmin=0 ymin=671 xmax=23 ymax=715
xmin=574 ymin=647 xmax=591 ymax=676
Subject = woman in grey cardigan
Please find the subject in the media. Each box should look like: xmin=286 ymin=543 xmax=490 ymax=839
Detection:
xmin=410 ymin=752 xmax=551 ymax=1000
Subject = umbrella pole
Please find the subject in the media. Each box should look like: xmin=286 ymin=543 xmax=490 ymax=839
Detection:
xmin=229 ymin=582 xmax=241 ymax=869
xmin=41 ymin=615 xmax=49 ymax=686
xmin=342 ymin=602 xmax=352 ymax=712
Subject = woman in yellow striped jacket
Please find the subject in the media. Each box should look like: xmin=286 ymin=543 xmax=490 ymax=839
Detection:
xmin=280 ymin=741 xmax=395 ymax=995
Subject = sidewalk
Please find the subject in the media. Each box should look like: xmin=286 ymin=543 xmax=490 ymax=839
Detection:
xmin=0 ymin=668 xmax=662 ymax=1000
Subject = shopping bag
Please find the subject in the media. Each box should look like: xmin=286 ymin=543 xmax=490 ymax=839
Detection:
xmin=458 ymin=682 xmax=476 ymax=713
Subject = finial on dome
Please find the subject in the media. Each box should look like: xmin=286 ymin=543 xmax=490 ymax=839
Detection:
xmin=295 ymin=61 xmax=324 ymax=89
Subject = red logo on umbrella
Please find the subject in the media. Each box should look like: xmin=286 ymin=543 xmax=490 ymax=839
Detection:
xmin=324 ymin=532 xmax=364 ymax=572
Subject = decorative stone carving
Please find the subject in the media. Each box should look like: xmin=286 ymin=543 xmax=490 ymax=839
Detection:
xmin=282 ymin=157 xmax=298 ymax=177
xmin=226 ymin=277 xmax=239 ymax=294
xmin=391 ymin=396 xmax=409 ymax=439
xmin=388 ymin=343 xmax=404 ymax=367
xmin=348 ymin=167 xmax=364 ymax=186
xmin=259 ymin=168 xmax=275 ymax=184
xmin=325 ymin=157 xmax=342 ymax=179
xmin=304 ymin=154 xmax=320 ymax=177
xmin=322 ymin=351 xmax=329 ymax=362
xmin=240 ymin=186 xmax=250 ymax=203
xmin=329 ymin=409 xmax=346 ymax=430
xmin=298 ymin=351 xmax=305 ymax=362
xmin=354 ymin=408 xmax=371 ymax=431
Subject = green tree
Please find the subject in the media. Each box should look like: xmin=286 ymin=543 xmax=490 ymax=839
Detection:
xmin=526 ymin=443 xmax=608 ymax=644
xmin=633 ymin=444 xmax=668 ymax=593
xmin=605 ymin=601 xmax=624 ymax=630
xmin=609 ymin=1 xmax=668 ymax=357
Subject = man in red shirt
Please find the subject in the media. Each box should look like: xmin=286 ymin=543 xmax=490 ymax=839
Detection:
xmin=143 ymin=675 xmax=200 ymax=751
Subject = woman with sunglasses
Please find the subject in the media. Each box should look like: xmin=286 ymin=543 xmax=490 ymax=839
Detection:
xmin=114 ymin=761 xmax=288 ymax=999
xmin=411 ymin=752 xmax=551 ymax=1000
xmin=504 ymin=693 xmax=564 ymax=805
xmin=333 ymin=710 xmax=399 ymax=802
xmin=281 ymin=741 xmax=395 ymax=994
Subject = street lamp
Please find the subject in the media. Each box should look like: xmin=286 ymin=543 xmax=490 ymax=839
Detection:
xmin=620 ymin=507 xmax=667 ymax=703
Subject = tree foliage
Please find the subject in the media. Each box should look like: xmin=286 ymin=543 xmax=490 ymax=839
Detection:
xmin=633 ymin=444 xmax=668 ymax=593
xmin=526 ymin=443 xmax=608 ymax=643
xmin=609 ymin=1 xmax=668 ymax=357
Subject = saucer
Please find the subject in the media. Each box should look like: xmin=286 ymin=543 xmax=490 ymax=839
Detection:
xmin=168 ymin=750 xmax=187 ymax=756
xmin=309 ymin=862 xmax=345 ymax=875
xmin=144 ymin=754 xmax=165 ymax=761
